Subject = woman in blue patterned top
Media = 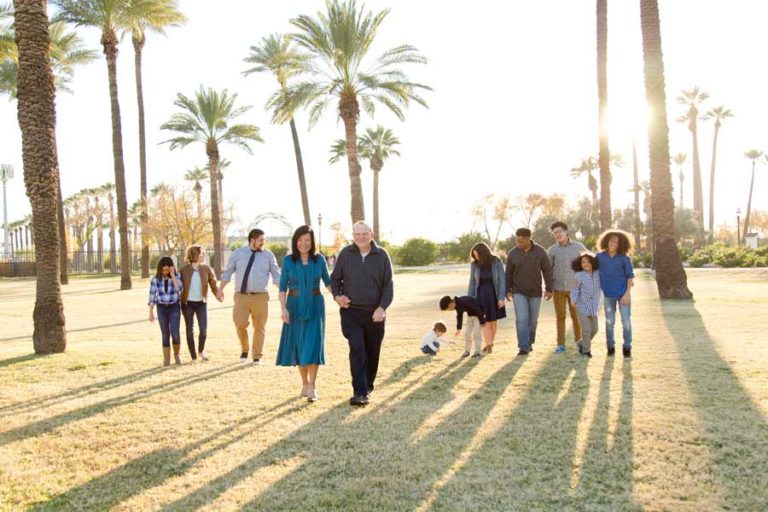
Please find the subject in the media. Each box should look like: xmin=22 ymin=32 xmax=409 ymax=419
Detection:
xmin=148 ymin=256 xmax=184 ymax=366
xmin=570 ymin=253 xmax=601 ymax=358
xmin=276 ymin=226 xmax=332 ymax=402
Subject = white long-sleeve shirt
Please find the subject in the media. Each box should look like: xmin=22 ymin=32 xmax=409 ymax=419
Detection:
xmin=420 ymin=330 xmax=445 ymax=352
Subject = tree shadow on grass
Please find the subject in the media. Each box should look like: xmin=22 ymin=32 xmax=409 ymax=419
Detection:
xmin=0 ymin=364 xmax=247 ymax=448
xmin=0 ymin=366 xmax=165 ymax=416
xmin=157 ymin=357 xmax=492 ymax=511
xmin=0 ymin=353 xmax=42 ymax=368
xmin=420 ymin=352 xmax=593 ymax=511
xmin=661 ymin=301 xmax=768 ymax=509
xmin=233 ymin=358 xmax=527 ymax=511
xmin=29 ymin=397 xmax=302 ymax=511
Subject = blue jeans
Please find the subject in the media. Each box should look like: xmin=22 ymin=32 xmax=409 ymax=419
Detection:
xmin=512 ymin=294 xmax=542 ymax=351
xmin=604 ymin=297 xmax=632 ymax=349
xmin=182 ymin=301 xmax=208 ymax=359
xmin=156 ymin=303 xmax=181 ymax=348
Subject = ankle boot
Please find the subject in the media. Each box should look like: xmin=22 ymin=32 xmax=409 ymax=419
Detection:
xmin=162 ymin=347 xmax=171 ymax=367
xmin=173 ymin=344 xmax=182 ymax=365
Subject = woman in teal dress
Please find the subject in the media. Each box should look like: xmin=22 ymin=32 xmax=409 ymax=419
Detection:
xmin=276 ymin=225 xmax=332 ymax=402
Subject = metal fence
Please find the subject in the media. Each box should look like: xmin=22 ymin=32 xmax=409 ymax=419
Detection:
xmin=0 ymin=249 xmax=195 ymax=278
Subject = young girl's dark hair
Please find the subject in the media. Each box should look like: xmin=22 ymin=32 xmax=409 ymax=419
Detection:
xmin=156 ymin=256 xmax=175 ymax=278
xmin=433 ymin=321 xmax=448 ymax=333
xmin=596 ymin=229 xmax=633 ymax=255
xmin=290 ymin=225 xmax=317 ymax=262
xmin=571 ymin=252 xmax=599 ymax=273
xmin=470 ymin=242 xmax=497 ymax=269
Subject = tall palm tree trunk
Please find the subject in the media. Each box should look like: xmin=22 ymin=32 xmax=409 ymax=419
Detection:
xmin=57 ymin=182 xmax=68 ymax=284
xmin=133 ymin=35 xmax=150 ymax=279
xmin=678 ymin=166 xmax=684 ymax=208
xmin=632 ymin=141 xmax=641 ymax=249
xmin=102 ymin=29 xmax=131 ymax=289
xmin=690 ymin=111 xmax=704 ymax=245
xmin=340 ymin=94 xmax=365 ymax=223
xmin=14 ymin=0 xmax=67 ymax=352
xmin=206 ymin=142 xmax=223 ymax=275
xmin=640 ymin=0 xmax=692 ymax=299
xmin=289 ymin=117 xmax=311 ymax=225
xmin=597 ymin=0 xmax=611 ymax=229
xmin=372 ymin=166 xmax=380 ymax=241
xmin=108 ymin=200 xmax=116 ymax=273
xmin=707 ymin=120 xmax=720 ymax=243
xmin=742 ymin=161 xmax=756 ymax=244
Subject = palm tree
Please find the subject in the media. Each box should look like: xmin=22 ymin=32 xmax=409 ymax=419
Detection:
xmin=101 ymin=182 xmax=117 ymax=272
xmin=0 ymin=14 xmax=97 ymax=285
xmin=124 ymin=0 xmax=185 ymax=278
xmin=13 ymin=0 xmax=67 ymax=351
xmin=631 ymin=141 xmax=641 ymax=249
xmin=596 ymin=0 xmax=611 ymax=230
xmin=245 ymin=33 xmax=312 ymax=225
xmin=329 ymin=126 xmax=400 ymax=240
xmin=640 ymin=0 xmax=692 ymax=299
xmin=285 ymin=0 xmax=430 ymax=223
xmin=701 ymin=106 xmax=733 ymax=243
xmin=53 ymin=0 xmax=134 ymax=289
xmin=205 ymin=157 xmax=230 ymax=224
xmin=160 ymin=86 xmax=263 ymax=275
xmin=742 ymin=150 xmax=763 ymax=244
xmin=676 ymin=86 xmax=708 ymax=245
xmin=571 ymin=157 xmax=600 ymax=209
xmin=184 ymin=166 xmax=206 ymax=217
xmin=672 ymin=152 xmax=687 ymax=208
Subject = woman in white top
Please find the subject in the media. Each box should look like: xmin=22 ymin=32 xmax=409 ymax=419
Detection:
xmin=180 ymin=245 xmax=222 ymax=361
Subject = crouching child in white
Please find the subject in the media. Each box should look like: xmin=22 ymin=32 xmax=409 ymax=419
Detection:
xmin=421 ymin=321 xmax=448 ymax=356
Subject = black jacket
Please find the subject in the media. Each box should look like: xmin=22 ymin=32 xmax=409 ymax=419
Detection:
xmin=330 ymin=241 xmax=394 ymax=310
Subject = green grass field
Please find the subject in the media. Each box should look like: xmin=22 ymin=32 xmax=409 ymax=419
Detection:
xmin=1 ymin=269 xmax=767 ymax=511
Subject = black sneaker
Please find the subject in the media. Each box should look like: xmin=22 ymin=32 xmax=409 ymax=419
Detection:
xmin=623 ymin=348 xmax=632 ymax=359
xmin=607 ymin=347 xmax=615 ymax=357
xmin=576 ymin=342 xmax=583 ymax=355
xmin=583 ymin=351 xmax=593 ymax=358
xmin=517 ymin=350 xmax=529 ymax=356
xmin=350 ymin=395 xmax=369 ymax=406
xmin=240 ymin=352 xmax=248 ymax=362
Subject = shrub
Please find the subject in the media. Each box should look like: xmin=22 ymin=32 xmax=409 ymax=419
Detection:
xmin=711 ymin=246 xmax=755 ymax=268
xmin=688 ymin=250 xmax=711 ymax=268
xmin=438 ymin=232 xmax=486 ymax=262
xmin=268 ymin=243 xmax=288 ymax=265
xmin=632 ymin=251 xmax=653 ymax=268
xmin=678 ymin=247 xmax=692 ymax=262
xmin=397 ymin=238 xmax=438 ymax=266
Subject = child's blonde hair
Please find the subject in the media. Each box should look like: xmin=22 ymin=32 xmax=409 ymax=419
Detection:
xmin=185 ymin=244 xmax=203 ymax=264
xmin=433 ymin=321 xmax=448 ymax=334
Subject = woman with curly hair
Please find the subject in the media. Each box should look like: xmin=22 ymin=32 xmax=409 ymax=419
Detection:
xmin=595 ymin=230 xmax=635 ymax=359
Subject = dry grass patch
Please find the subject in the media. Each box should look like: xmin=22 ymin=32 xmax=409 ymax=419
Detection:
xmin=0 ymin=269 xmax=767 ymax=511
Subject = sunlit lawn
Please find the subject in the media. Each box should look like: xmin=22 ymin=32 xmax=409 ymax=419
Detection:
xmin=1 ymin=268 xmax=767 ymax=511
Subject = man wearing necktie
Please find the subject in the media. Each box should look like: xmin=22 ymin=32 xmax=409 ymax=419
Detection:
xmin=219 ymin=228 xmax=281 ymax=365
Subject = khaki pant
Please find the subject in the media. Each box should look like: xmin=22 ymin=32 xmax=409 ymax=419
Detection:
xmin=233 ymin=292 xmax=269 ymax=359
xmin=464 ymin=316 xmax=482 ymax=354
xmin=553 ymin=290 xmax=582 ymax=345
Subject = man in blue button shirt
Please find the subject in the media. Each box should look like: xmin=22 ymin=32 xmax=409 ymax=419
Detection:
xmin=219 ymin=228 xmax=280 ymax=365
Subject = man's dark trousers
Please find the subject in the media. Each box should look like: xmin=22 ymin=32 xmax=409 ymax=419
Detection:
xmin=340 ymin=307 xmax=385 ymax=397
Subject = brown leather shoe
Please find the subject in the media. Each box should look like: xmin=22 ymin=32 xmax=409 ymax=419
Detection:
xmin=162 ymin=347 xmax=171 ymax=367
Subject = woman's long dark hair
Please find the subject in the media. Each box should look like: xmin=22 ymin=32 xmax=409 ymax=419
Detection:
xmin=155 ymin=256 xmax=175 ymax=279
xmin=291 ymin=225 xmax=318 ymax=262
xmin=470 ymin=242 xmax=497 ymax=269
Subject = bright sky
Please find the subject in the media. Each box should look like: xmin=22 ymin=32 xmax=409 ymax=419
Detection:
xmin=1 ymin=0 xmax=766 ymax=244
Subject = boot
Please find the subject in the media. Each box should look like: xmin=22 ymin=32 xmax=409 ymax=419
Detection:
xmin=173 ymin=344 xmax=182 ymax=365
xmin=162 ymin=347 xmax=171 ymax=367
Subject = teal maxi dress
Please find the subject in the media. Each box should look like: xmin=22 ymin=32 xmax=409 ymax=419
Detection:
xmin=276 ymin=254 xmax=331 ymax=366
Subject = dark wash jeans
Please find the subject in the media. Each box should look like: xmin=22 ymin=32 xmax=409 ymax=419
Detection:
xmin=181 ymin=301 xmax=208 ymax=359
xmin=340 ymin=307 xmax=385 ymax=397
xmin=157 ymin=303 xmax=181 ymax=348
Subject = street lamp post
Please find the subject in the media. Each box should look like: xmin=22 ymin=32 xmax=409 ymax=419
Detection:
xmin=1 ymin=164 xmax=13 ymax=257
xmin=736 ymin=208 xmax=742 ymax=245
xmin=317 ymin=213 xmax=323 ymax=255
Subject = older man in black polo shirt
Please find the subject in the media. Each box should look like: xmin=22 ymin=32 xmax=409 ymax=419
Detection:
xmin=331 ymin=221 xmax=394 ymax=406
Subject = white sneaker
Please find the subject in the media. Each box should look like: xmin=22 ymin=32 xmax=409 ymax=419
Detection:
xmin=199 ymin=351 xmax=209 ymax=361
xmin=252 ymin=359 xmax=262 ymax=367
xmin=308 ymin=389 xmax=318 ymax=402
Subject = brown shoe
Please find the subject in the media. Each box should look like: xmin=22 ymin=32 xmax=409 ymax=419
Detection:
xmin=162 ymin=347 xmax=171 ymax=367
xmin=483 ymin=344 xmax=493 ymax=354
xmin=172 ymin=344 xmax=182 ymax=365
